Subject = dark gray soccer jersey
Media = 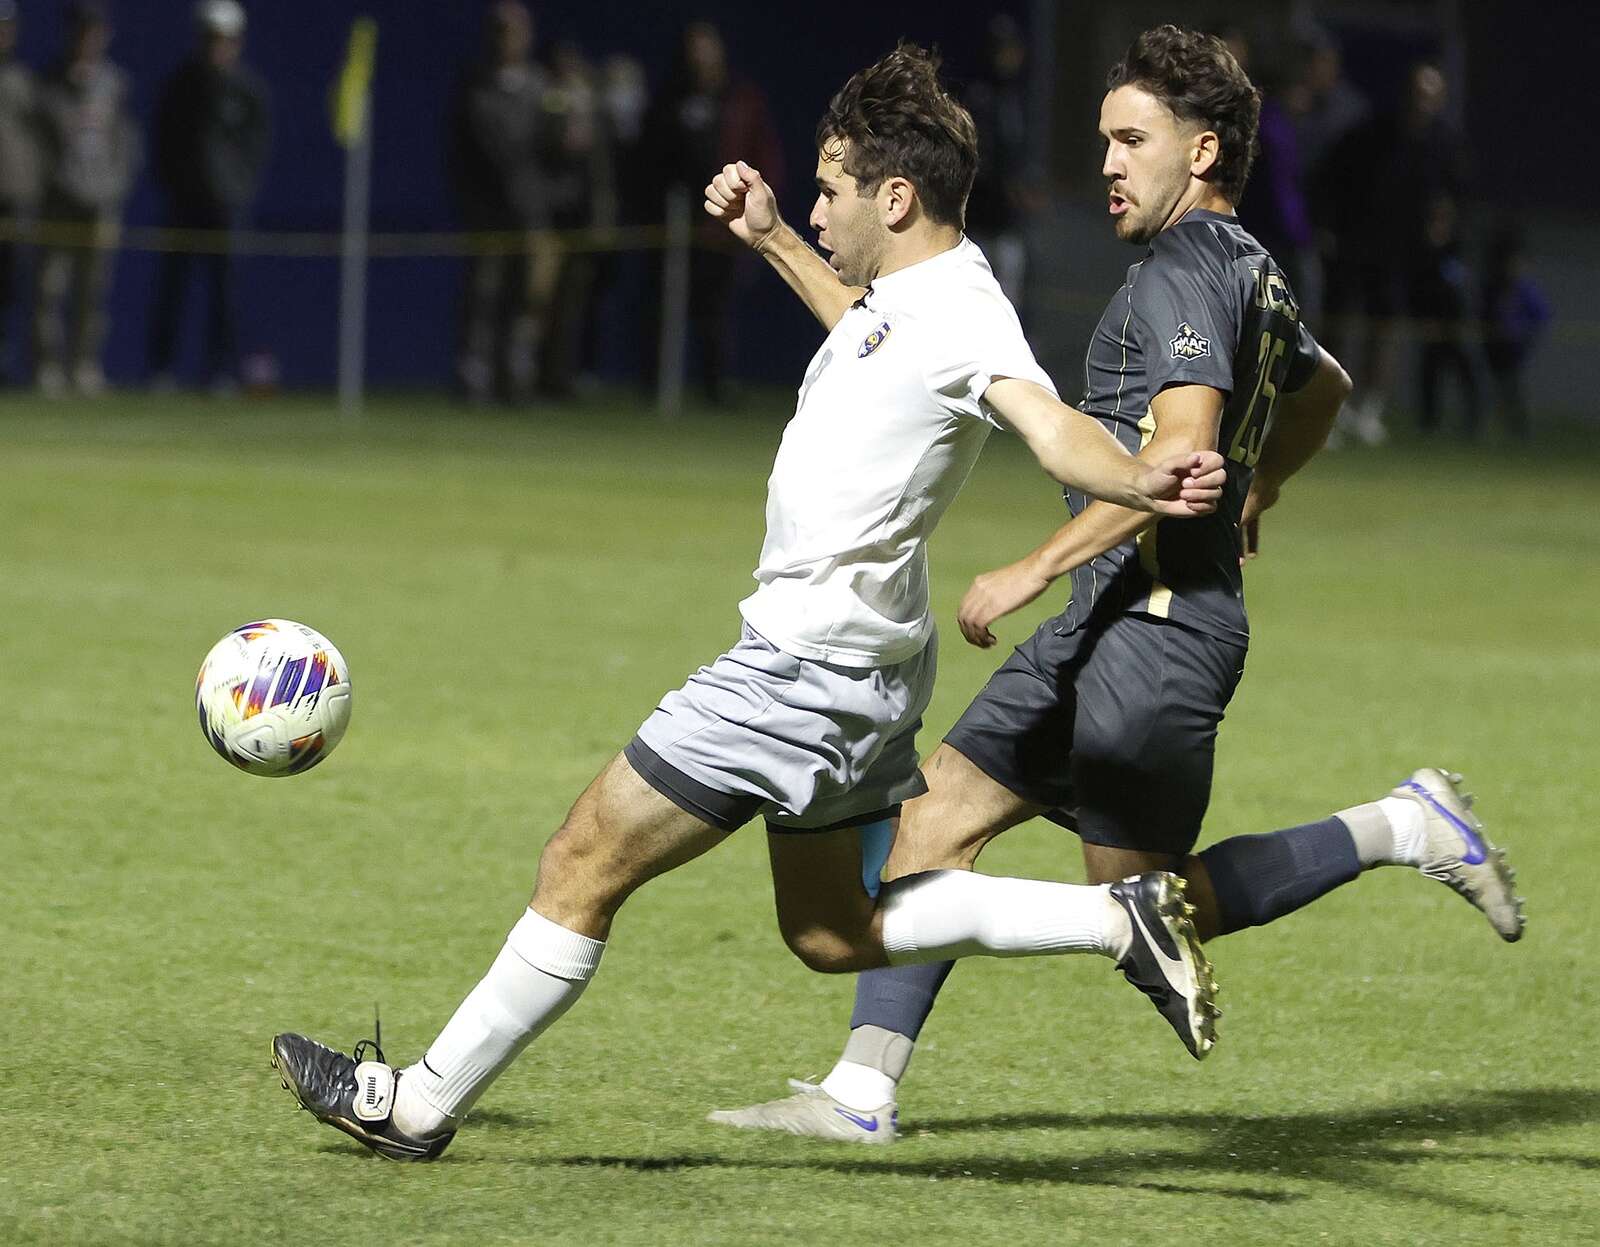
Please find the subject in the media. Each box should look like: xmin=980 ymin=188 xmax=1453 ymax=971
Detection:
xmin=1060 ymin=209 xmax=1319 ymax=642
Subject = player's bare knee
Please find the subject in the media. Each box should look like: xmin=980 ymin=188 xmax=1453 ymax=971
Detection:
xmin=781 ymin=923 xmax=875 ymax=973
xmin=531 ymin=822 xmax=626 ymax=917
xmin=774 ymin=903 xmax=878 ymax=972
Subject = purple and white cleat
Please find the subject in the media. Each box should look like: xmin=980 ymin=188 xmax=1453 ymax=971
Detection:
xmin=1393 ymin=767 xmax=1525 ymax=942
xmin=708 ymin=1079 xmax=897 ymax=1145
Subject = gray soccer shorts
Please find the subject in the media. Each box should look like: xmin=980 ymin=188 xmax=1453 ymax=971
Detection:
xmin=625 ymin=622 xmax=935 ymax=833
xmin=944 ymin=610 xmax=1247 ymax=855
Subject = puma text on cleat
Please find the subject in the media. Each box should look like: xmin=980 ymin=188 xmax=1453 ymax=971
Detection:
xmin=270 ymin=1032 xmax=454 ymax=1162
xmin=1394 ymin=767 xmax=1525 ymax=942
xmin=1109 ymin=871 xmax=1220 ymax=1060
xmin=708 ymin=1079 xmax=897 ymax=1144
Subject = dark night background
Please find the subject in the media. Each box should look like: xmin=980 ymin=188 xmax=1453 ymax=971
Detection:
xmin=5 ymin=0 xmax=1589 ymax=403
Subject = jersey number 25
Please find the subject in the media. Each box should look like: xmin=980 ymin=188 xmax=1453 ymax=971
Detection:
xmin=1229 ymin=331 xmax=1287 ymax=467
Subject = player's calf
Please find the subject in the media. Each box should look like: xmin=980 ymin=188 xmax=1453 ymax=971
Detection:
xmin=873 ymin=867 xmax=1220 ymax=1057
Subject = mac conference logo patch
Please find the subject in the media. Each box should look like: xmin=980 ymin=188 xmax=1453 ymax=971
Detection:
xmin=1169 ymin=322 xmax=1211 ymax=360
xmin=858 ymin=321 xmax=892 ymax=358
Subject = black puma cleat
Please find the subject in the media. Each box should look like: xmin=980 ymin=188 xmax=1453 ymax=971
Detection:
xmin=270 ymin=1032 xmax=454 ymax=1162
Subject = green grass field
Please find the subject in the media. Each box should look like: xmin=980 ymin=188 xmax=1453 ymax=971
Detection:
xmin=3 ymin=393 xmax=1597 ymax=1244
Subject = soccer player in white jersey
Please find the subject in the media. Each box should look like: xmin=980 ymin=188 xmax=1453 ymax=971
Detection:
xmin=269 ymin=44 xmax=1229 ymax=1162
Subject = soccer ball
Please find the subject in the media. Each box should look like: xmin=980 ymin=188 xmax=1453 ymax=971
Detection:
xmin=196 ymin=619 xmax=352 ymax=776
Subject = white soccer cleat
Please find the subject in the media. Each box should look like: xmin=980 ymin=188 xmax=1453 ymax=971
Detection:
xmin=707 ymin=1079 xmax=897 ymax=1144
xmin=1393 ymin=767 xmax=1525 ymax=942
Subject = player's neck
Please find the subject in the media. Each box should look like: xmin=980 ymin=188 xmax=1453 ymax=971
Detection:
xmin=873 ymin=225 xmax=964 ymax=281
xmin=1162 ymin=185 xmax=1236 ymax=233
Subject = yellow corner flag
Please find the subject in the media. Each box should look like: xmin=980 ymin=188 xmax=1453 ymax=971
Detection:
xmin=332 ymin=18 xmax=378 ymax=148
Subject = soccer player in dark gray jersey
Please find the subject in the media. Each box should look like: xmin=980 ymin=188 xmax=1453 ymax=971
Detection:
xmin=712 ymin=25 xmax=1521 ymax=1146
xmin=1059 ymin=208 xmax=1319 ymax=640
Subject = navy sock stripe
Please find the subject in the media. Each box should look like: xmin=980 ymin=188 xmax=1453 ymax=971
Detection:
xmin=849 ymin=961 xmax=956 ymax=1040
xmin=1199 ymin=817 xmax=1362 ymax=936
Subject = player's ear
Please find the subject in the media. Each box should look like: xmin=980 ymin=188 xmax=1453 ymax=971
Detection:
xmin=881 ymin=176 xmax=915 ymax=228
xmin=1190 ymin=128 xmax=1221 ymax=180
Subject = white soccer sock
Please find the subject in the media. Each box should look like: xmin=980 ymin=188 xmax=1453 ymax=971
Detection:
xmin=820 ymin=1025 xmax=913 ymax=1110
xmin=391 ymin=908 xmax=604 ymax=1138
xmin=1339 ymin=797 xmax=1428 ymax=868
xmin=1380 ymin=796 xmax=1429 ymax=865
xmin=821 ymin=1060 xmax=898 ymax=1112
xmin=879 ymin=870 xmax=1128 ymax=964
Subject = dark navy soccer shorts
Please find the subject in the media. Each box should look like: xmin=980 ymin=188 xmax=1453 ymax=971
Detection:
xmin=943 ymin=611 xmax=1247 ymax=855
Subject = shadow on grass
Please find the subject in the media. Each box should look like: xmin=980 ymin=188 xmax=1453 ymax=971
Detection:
xmin=467 ymin=1108 xmax=545 ymax=1130
xmin=538 ymin=1087 xmax=1600 ymax=1210
xmin=305 ymin=1107 xmax=545 ymax=1161
xmin=555 ymin=1152 xmax=1294 ymax=1203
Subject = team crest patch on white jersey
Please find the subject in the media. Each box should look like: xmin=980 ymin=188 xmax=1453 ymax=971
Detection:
xmin=1170 ymin=322 xmax=1211 ymax=360
xmin=857 ymin=321 xmax=893 ymax=358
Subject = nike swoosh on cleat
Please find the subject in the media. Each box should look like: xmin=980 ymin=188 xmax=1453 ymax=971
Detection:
xmin=834 ymin=1109 xmax=879 ymax=1132
xmin=1402 ymin=780 xmax=1487 ymax=864
xmin=1127 ymin=900 xmax=1190 ymax=987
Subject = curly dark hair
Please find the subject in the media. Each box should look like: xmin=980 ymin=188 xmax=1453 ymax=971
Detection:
xmin=816 ymin=43 xmax=978 ymax=229
xmin=1106 ymin=25 xmax=1261 ymax=204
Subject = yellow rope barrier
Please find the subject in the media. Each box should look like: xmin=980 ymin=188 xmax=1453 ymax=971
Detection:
xmin=0 ymin=218 xmax=678 ymax=257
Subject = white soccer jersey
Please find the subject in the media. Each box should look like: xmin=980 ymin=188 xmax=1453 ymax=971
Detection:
xmin=740 ymin=237 xmax=1057 ymax=667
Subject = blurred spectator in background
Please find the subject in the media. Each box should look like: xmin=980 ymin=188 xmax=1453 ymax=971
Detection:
xmin=1480 ymin=223 xmax=1549 ymax=441
xmin=602 ymin=55 xmax=649 ymax=223
xmin=448 ymin=0 xmax=557 ymax=405
xmin=1320 ymin=60 xmax=1465 ymax=445
xmin=1413 ymin=193 xmax=1479 ymax=435
xmin=1293 ymin=34 xmax=1369 ymax=184
xmin=537 ymin=40 xmax=613 ymax=399
xmin=1239 ymin=31 xmax=1318 ymax=323
xmin=647 ymin=21 xmax=783 ymax=402
xmin=1394 ymin=63 xmax=1468 ymax=212
xmin=0 ymin=0 xmax=39 ymax=385
xmin=583 ymin=53 xmax=650 ymax=386
xmin=962 ymin=15 xmax=1036 ymax=308
xmin=147 ymin=0 xmax=271 ymax=394
xmin=1399 ymin=64 xmax=1472 ymax=437
xmin=32 ymin=1 xmax=140 ymax=398
xmin=1292 ymin=33 xmax=1369 ymax=336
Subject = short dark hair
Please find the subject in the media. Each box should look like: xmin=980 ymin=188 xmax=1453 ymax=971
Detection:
xmin=1106 ymin=25 xmax=1261 ymax=203
xmin=816 ymin=43 xmax=978 ymax=229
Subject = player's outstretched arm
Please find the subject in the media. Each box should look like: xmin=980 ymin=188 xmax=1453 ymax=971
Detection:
xmin=957 ymin=383 xmax=1224 ymax=647
xmin=703 ymin=160 xmax=863 ymax=331
xmin=984 ymin=379 xmax=1225 ymax=514
xmin=1240 ymin=346 xmax=1351 ymax=559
